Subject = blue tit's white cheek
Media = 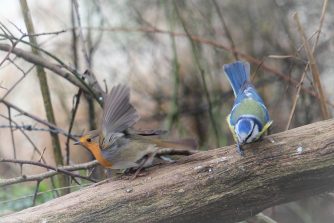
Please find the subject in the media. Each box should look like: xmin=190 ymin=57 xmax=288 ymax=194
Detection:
xmin=246 ymin=124 xmax=260 ymax=143
xmin=236 ymin=131 xmax=248 ymax=144
xmin=235 ymin=125 xmax=251 ymax=144
xmin=236 ymin=118 xmax=255 ymax=144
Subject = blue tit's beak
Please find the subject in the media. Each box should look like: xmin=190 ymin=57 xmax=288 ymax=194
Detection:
xmin=73 ymin=141 xmax=80 ymax=145
xmin=236 ymin=143 xmax=244 ymax=156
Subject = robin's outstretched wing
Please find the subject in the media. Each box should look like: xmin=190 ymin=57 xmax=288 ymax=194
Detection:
xmin=100 ymin=85 xmax=139 ymax=144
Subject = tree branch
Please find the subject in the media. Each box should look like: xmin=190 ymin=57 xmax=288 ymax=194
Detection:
xmin=0 ymin=99 xmax=77 ymax=140
xmin=2 ymin=119 xmax=334 ymax=222
xmin=20 ymin=0 xmax=64 ymax=171
xmin=0 ymin=43 xmax=85 ymax=90
xmin=0 ymin=160 xmax=99 ymax=187
xmin=293 ymin=12 xmax=330 ymax=119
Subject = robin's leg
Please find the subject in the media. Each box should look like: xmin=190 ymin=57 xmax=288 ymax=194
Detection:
xmin=118 ymin=168 xmax=138 ymax=180
xmin=131 ymin=153 xmax=155 ymax=180
xmin=91 ymin=169 xmax=115 ymax=186
xmin=105 ymin=169 xmax=113 ymax=178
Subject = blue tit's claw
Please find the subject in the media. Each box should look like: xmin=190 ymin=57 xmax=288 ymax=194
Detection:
xmin=237 ymin=143 xmax=244 ymax=156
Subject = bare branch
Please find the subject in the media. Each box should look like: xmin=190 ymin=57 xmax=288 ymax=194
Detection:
xmin=0 ymin=63 xmax=34 ymax=100
xmin=0 ymin=43 xmax=86 ymax=90
xmin=285 ymin=64 xmax=309 ymax=130
xmin=0 ymin=123 xmax=81 ymax=138
xmin=65 ymin=89 xmax=82 ymax=165
xmin=7 ymin=106 xmax=17 ymax=159
xmin=0 ymin=160 xmax=99 ymax=187
xmin=32 ymin=180 xmax=41 ymax=207
xmin=293 ymin=13 xmax=330 ymax=119
xmin=211 ymin=0 xmax=238 ymax=60
xmin=0 ymin=114 xmax=47 ymax=163
xmin=0 ymin=99 xmax=77 ymax=140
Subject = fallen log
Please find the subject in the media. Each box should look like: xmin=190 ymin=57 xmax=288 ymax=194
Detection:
xmin=2 ymin=119 xmax=334 ymax=223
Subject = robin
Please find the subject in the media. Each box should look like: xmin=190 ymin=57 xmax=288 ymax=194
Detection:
xmin=74 ymin=84 xmax=197 ymax=175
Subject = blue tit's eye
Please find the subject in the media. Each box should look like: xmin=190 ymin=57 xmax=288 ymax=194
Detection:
xmin=86 ymin=138 xmax=92 ymax=142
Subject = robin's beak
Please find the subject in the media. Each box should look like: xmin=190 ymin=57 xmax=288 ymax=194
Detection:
xmin=73 ymin=141 xmax=80 ymax=145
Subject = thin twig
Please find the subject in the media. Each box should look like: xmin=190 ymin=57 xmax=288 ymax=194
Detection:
xmin=286 ymin=0 xmax=330 ymax=129
xmin=85 ymin=1 xmax=105 ymax=68
xmin=65 ymin=89 xmax=82 ymax=165
xmin=38 ymin=147 xmax=47 ymax=163
xmin=293 ymin=12 xmax=330 ymax=119
xmin=32 ymin=180 xmax=41 ymax=207
xmin=312 ymin=0 xmax=328 ymax=52
xmin=0 ymin=43 xmax=100 ymax=99
xmin=211 ymin=0 xmax=238 ymax=60
xmin=66 ymin=1 xmax=81 ymax=165
xmin=7 ymin=106 xmax=17 ymax=159
xmin=0 ymin=159 xmax=98 ymax=187
xmin=0 ymin=34 xmax=23 ymax=67
xmin=73 ymin=0 xmax=102 ymax=133
xmin=285 ymin=64 xmax=309 ymax=130
xmin=0 ymin=99 xmax=77 ymax=140
xmin=70 ymin=0 xmax=79 ymax=69
xmin=164 ymin=1 xmax=180 ymax=131
xmin=0 ymin=64 xmax=34 ymax=100
xmin=72 ymin=0 xmax=90 ymax=65
xmin=0 ymin=26 xmax=102 ymax=102
xmin=0 ymin=123 xmax=81 ymax=138
xmin=174 ymin=1 xmax=220 ymax=147
xmin=0 ymin=113 xmax=64 ymax=164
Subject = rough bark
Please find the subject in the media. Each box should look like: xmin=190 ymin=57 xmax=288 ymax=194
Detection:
xmin=2 ymin=119 xmax=334 ymax=223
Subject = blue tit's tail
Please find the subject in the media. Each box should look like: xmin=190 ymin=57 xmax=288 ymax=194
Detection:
xmin=223 ymin=61 xmax=250 ymax=97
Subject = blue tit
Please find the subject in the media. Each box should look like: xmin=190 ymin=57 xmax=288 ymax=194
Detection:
xmin=224 ymin=61 xmax=273 ymax=155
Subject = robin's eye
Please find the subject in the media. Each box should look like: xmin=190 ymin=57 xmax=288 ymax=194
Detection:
xmin=86 ymin=138 xmax=92 ymax=142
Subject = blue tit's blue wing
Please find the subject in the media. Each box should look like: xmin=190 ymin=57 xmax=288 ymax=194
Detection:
xmin=235 ymin=82 xmax=265 ymax=105
xmin=232 ymin=83 xmax=270 ymax=123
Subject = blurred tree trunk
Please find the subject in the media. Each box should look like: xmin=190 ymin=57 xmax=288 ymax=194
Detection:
xmin=19 ymin=0 xmax=68 ymax=195
xmin=3 ymin=119 xmax=334 ymax=222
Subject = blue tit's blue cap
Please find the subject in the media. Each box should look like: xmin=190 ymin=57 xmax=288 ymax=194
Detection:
xmin=236 ymin=119 xmax=252 ymax=134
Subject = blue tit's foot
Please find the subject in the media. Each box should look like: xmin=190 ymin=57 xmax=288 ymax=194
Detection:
xmin=237 ymin=143 xmax=245 ymax=156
